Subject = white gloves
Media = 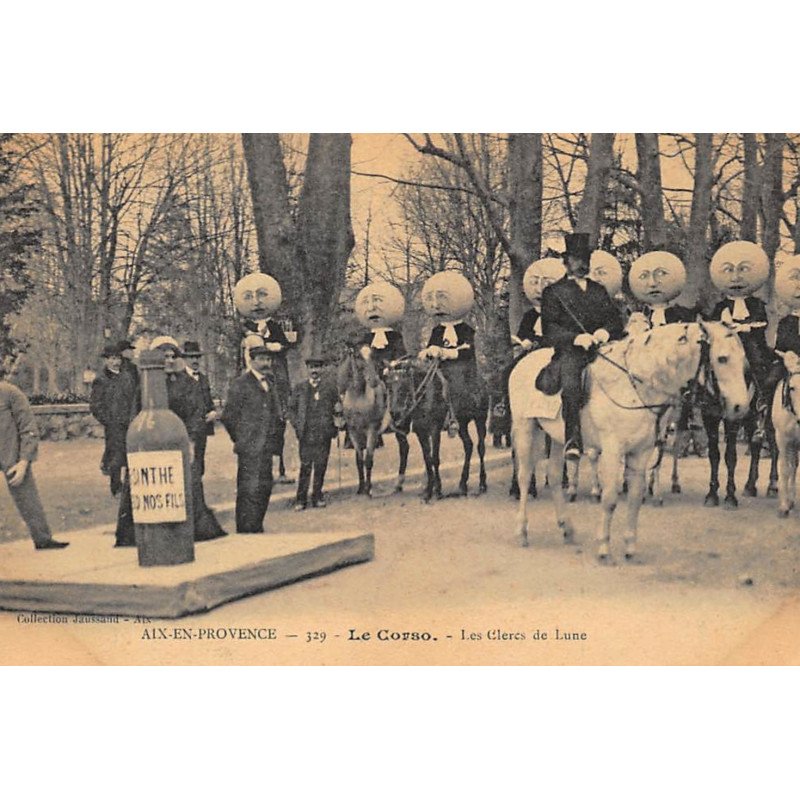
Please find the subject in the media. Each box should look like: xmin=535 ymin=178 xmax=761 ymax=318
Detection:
xmin=520 ymin=339 xmax=534 ymax=351
xmin=418 ymin=345 xmax=459 ymax=360
xmin=574 ymin=333 xmax=595 ymax=350
xmin=440 ymin=348 xmax=459 ymax=360
xmin=359 ymin=345 xmax=372 ymax=360
xmin=593 ymin=328 xmax=610 ymax=344
xmin=265 ymin=341 xmax=283 ymax=353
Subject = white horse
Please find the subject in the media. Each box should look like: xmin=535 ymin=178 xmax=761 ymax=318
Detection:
xmin=773 ymin=351 xmax=800 ymax=517
xmin=509 ymin=322 xmax=750 ymax=561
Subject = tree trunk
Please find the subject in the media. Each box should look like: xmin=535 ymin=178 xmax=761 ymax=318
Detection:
xmin=685 ymin=134 xmax=716 ymax=310
xmin=576 ymin=133 xmax=615 ymax=247
xmin=507 ymin=133 xmax=542 ymax=334
xmin=761 ymin=133 xmax=785 ymax=296
xmin=241 ymin=133 xmax=297 ymax=298
xmin=295 ymin=133 xmax=355 ymax=360
xmin=635 ymin=133 xmax=667 ymax=250
xmin=741 ymin=133 xmax=760 ymax=242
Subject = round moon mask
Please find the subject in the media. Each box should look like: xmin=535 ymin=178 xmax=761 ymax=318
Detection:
xmin=775 ymin=254 xmax=800 ymax=310
xmin=421 ymin=272 xmax=475 ymax=322
xmin=709 ymin=241 xmax=769 ymax=297
xmin=523 ymin=258 xmax=566 ymax=305
xmin=233 ymin=273 xmax=282 ymax=319
xmin=589 ymin=251 xmax=623 ymax=297
xmin=629 ymin=251 xmax=686 ymax=305
xmin=355 ymin=282 xmax=405 ymax=329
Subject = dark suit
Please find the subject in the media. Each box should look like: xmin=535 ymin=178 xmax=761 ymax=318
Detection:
xmin=167 ymin=372 xmax=225 ymax=539
xmin=359 ymin=329 xmax=406 ymax=371
xmin=427 ymin=321 xmax=479 ymax=392
xmin=517 ymin=308 xmax=545 ymax=349
xmin=707 ymin=296 xmax=774 ymax=391
xmin=541 ymin=276 xmax=624 ymax=450
xmin=765 ymin=314 xmax=800 ymax=404
xmin=170 ymin=369 xmax=215 ymax=474
xmin=289 ymin=376 xmax=339 ymax=507
xmin=222 ymin=369 xmax=282 ymax=533
xmin=90 ymin=366 xmax=138 ymax=496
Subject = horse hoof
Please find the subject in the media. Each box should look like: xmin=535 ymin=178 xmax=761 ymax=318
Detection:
xmin=393 ymin=485 xmax=404 ymax=494
xmin=566 ymin=492 xmax=577 ymax=504
xmin=458 ymin=485 xmax=468 ymax=497
xmin=591 ymin=493 xmax=601 ymax=504
xmin=724 ymin=495 xmax=738 ymax=509
xmin=651 ymin=497 xmax=664 ymax=507
xmin=767 ymin=485 xmax=779 ymax=498
xmin=509 ymin=486 xmax=520 ymax=499
xmin=778 ymin=508 xmax=790 ymax=519
xmin=743 ymin=484 xmax=757 ymax=498
xmin=671 ymin=483 xmax=681 ymax=494
xmin=704 ymin=493 xmax=719 ymax=507
xmin=520 ymin=532 xmax=529 ymax=548
xmin=528 ymin=488 xmax=537 ymax=499
xmin=478 ymin=484 xmax=487 ymax=495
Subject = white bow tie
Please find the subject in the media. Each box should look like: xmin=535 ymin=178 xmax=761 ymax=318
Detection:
xmin=256 ymin=319 xmax=271 ymax=337
xmin=651 ymin=306 xmax=667 ymax=327
xmin=728 ymin=297 xmax=750 ymax=321
xmin=371 ymin=328 xmax=390 ymax=349
xmin=442 ymin=321 xmax=461 ymax=348
xmin=533 ymin=317 xmax=543 ymax=336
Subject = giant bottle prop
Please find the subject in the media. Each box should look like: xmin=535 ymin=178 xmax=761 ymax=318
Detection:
xmin=126 ymin=349 xmax=195 ymax=566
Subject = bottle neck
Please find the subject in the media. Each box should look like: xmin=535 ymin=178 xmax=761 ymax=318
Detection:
xmin=141 ymin=367 xmax=169 ymax=410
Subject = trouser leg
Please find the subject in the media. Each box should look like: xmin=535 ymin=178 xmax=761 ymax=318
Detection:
xmin=194 ymin=434 xmax=207 ymax=477
xmin=115 ymin=474 xmax=135 ymax=546
xmin=236 ymin=454 xmax=263 ymax=532
xmin=256 ymin=447 xmax=274 ymax=525
xmin=312 ymin=443 xmax=331 ymax=502
xmin=296 ymin=460 xmax=312 ymax=506
xmin=7 ymin=468 xmax=52 ymax=546
xmin=560 ymin=356 xmax=585 ymax=451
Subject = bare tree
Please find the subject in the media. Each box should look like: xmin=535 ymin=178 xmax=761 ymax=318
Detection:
xmin=684 ymin=133 xmax=716 ymax=308
xmin=576 ymin=133 xmax=615 ymax=247
xmin=635 ymin=133 xmax=667 ymax=250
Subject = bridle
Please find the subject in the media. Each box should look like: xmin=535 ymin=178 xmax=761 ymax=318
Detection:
xmin=384 ymin=357 xmax=441 ymax=433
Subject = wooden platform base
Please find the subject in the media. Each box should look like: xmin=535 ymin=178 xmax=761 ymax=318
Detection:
xmin=0 ymin=530 xmax=374 ymax=618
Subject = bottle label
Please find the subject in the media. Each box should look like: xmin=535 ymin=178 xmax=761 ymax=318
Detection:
xmin=127 ymin=450 xmax=187 ymax=523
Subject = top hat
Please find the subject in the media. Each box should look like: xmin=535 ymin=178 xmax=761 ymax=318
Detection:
xmin=181 ymin=340 xmax=203 ymax=357
xmin=101 ymin=343 xmax=120 ymax=358
xmin=116 ymin=339 xmax=134 ymax=352
xmin=564 ymin=232 xmax=592 ymax=262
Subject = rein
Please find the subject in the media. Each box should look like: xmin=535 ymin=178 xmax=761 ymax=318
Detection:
xmin=385 ymin=358 xmax=441 ymax=433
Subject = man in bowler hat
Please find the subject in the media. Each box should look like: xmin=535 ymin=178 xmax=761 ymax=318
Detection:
xmin=221 ymin=340 xmax=283 ymax=533
xmin=540 ymin=232 xmax=624 ymax=460
xmin=289 ymin=356 xmax=339 ymax=511
xmin=180 ymin=341 xmax=217 ymax=475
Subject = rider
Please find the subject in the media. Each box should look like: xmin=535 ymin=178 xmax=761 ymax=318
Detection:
xmin=706 ymin=241 xmax=776 ymax=441
xmin=589 ymin=250 xmax=631 ymax=325
xmin=764 ymin=255 xmax=800 ymax=410
xmin=354 ymin=281 xmax=407 ymax=373
xmin=516 ymin=257 xmax=566 ymax=354
xmin=539 ymin=232 xmax=625 ymax=461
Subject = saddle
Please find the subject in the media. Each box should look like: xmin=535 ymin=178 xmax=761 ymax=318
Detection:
xmin=534 ymin=354 xmax=591 ymax=407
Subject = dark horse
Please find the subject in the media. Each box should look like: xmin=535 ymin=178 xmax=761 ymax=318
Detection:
xmin=337 ymin=348 xmax=394 ymax=497
xmin=440 ymin=358 xmax=490 ymax=496
xmin=385 ymin=358 xmax=448 ymax=501
xmin=699 ymin=375 xmax=778 ymax=509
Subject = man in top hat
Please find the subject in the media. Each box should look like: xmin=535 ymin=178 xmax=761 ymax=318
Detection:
xmin=90 ymin=342 xmax=139 ymax=497
xmin=540 ymin=232 xmax=624 ymax=460
xmin=221 ymin=338 xmax=284 ymax=533
xmin=1 ymin=353 xmax=69 ymax=550
xmin=289 ymin=356 xmax=339 ymax=511
xmin=180 ymin=341 xmax=217 ymax=476
xmin=152 ymin=337 xmax=226 ymax=541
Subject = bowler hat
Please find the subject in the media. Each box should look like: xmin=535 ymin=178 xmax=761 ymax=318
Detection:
xmin=101 ymin=344 xmax=120 ymax=358
xmin=181 ymin=340 xmax=203 ymax=357
xmin=564 ymin=232 xmax=592 ymax=262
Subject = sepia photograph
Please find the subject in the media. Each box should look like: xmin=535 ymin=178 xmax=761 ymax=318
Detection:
xmin=1 ymin=131 xmax=799 ymax=667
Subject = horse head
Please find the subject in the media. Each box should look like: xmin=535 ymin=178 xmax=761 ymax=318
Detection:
xmin=696 ymin=321 xmax=750 ymax=421
xmin=384 ymin=360 xmax=414 ymax=421
xmin=780 ymin=351 xmax=800 ymax=421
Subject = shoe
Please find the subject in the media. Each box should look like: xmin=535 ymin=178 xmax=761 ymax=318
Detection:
xmin=114 ymin=540 xmax=136 ymax=548
xmin=195 ymin=530 xmax=228 ymax=542
xmin=294 ymin=502 xmax=306 ymax=512
xmin=312 ymin=498 xmax=327 ymax=509
xmin=35 ymin=539 xmax=69 ymax=550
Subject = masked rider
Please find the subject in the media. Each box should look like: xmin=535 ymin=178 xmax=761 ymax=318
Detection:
xmin=540 ymin=232 xmax=624 ymax=461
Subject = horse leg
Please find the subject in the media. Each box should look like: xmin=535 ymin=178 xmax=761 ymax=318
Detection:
xmin=723 ymin=420 xmax=739 ymax=508
xmin=513 ymin=418 xmax=535 ymax=546
xmin=587 ymin=447 xmax=602 ymax=503
xmin=395 ymin=430 xmax=409 ymax=493
xmin=743 ymin=412 xmax=760 ymax=497
xmin=702 ymin=410 xmax=721 ymax=506
xmin=565 ymin=459 xmax=578 ymax=502
xmin=509 ymin=446 xmax=520 ymax=498
xmin=647 ymin=444 xmax=663 ymax=506
xmin=547 ymin=445 xmax=574 ymax=544
xmin=475 ymin=415 xmax=488 ymax=494
xmin=457 ymin=419 xmax=473 ymax=496
xmin=767 ymin=420 xmax=779 ymax=498
xmin=416 ymin=427 xmax=435 ymax=503
xmin=777 ymin=435 xmax=793 ymax=517
xmin=355 ymin=447 xmax=366 ymax=495
xmin=623 ymin=450 xmax=649 ymax=561
xmin=670 ymin=429 xmax=684 ymax=493
xmin=364 ymin=430 xmax=376 ymax=498
xmin=596 ymin=448 xmax=623 ymax=562
xmin=431 ymin=425 xmax=443 ymax=499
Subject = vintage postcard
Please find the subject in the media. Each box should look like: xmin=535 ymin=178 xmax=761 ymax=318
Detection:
xmin=1 ymin=132 xmax=799 ymax=666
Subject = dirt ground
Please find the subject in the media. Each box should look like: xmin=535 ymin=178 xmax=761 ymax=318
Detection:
xmin=1 ymin=428 xmax=799 ymax=665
